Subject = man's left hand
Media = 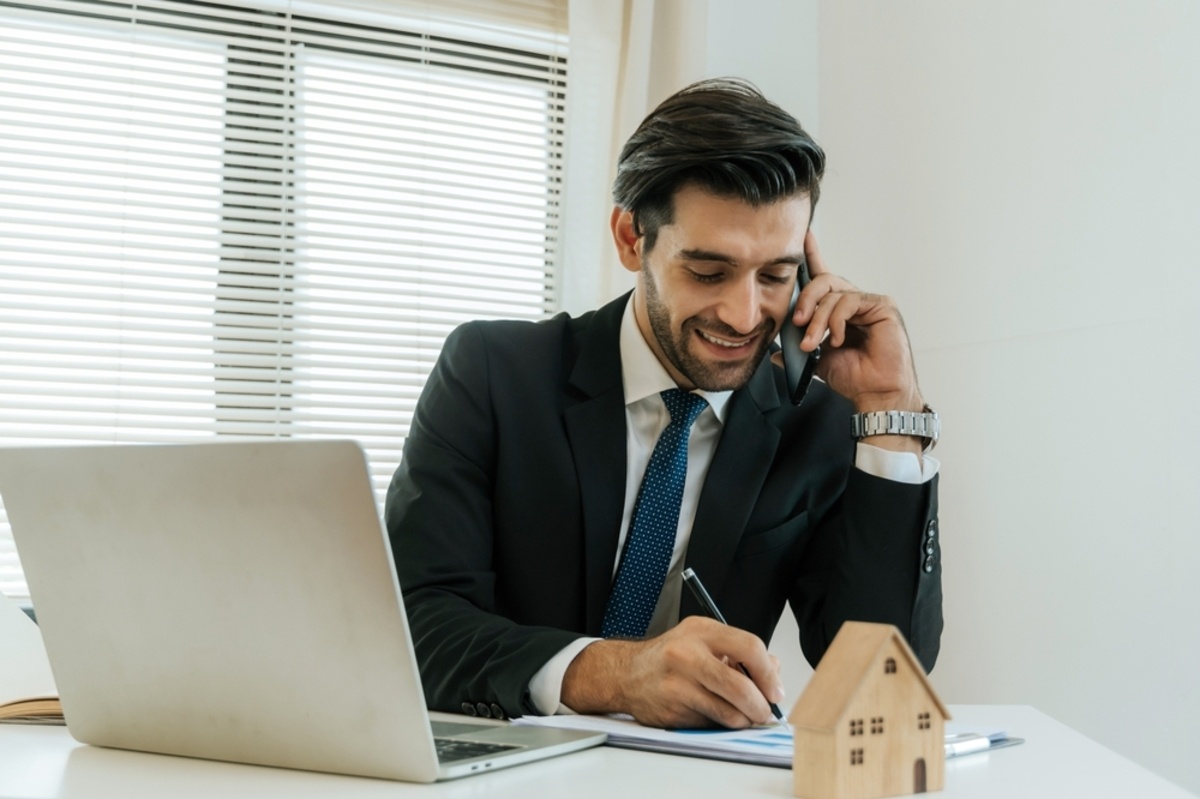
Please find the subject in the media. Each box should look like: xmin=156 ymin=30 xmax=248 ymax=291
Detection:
xmin=785 ymin=231 xmax=925 ymax=453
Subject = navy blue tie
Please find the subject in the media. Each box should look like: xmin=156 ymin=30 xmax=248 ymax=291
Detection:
xmin=602 ymin=389 xmax=709 ymax=638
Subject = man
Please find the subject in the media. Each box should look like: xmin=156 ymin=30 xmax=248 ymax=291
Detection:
xmin=385 ymin=78 xmax=941 ymax=730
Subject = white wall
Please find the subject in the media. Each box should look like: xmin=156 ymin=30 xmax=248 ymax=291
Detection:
xmin=566 ymin=0 xmax=822 ymax=308
xmin=638 ymin=0 xmax=819 ymax=133
xmin=579 ymin=0 xmax=1200 ymax=793
xmin=812 ymin=1 xmax=1199 ymax=793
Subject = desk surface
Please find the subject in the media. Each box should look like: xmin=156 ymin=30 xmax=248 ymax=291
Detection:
xmin=0 ymin=705 xmax=1193 ymax=799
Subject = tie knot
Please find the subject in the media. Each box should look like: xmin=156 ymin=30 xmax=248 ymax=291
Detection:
xmin=660 ymin=388 xmax=708 ymax=427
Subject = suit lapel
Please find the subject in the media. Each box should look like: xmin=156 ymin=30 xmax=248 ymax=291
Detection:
xmin=682 ymin=357 xmax=781 ymax=616
xmin=562 ymin=294 xmax=785 ymax=632
xmin=562 ymin=294 xmax=629 ymax=635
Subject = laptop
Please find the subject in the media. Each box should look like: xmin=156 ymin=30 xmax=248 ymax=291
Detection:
xmin=0 ymin=439 xmax=605 ymax=781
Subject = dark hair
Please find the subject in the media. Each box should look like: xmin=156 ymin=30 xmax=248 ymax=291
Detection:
xmin=612 ymin=78 xmax=825 ymax=253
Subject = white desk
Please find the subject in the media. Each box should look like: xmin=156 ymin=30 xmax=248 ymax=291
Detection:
xmin=0 ymin=706 xmax=1192 ymax=799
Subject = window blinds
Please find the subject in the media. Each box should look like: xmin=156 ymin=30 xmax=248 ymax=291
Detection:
xmin=0 ymin=0 xmax=568 ymax=598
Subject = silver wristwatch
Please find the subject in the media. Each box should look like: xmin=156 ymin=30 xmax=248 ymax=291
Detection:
xmin=850 ymin=406 xmax=940 ymax=450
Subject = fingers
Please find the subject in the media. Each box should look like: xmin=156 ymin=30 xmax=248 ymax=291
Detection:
xmin=792 ymin=233 xmax=858 ymax=335
xmin=713 ymin=630 xmax=784 ymax=709
xmin=807 ymin=292 xmax=857 ymax=349
xmin=777 ymin=235 xmax=924 ymax=407
xmin=657 ymin=617 xmax=779 ymax=728
xmin=587 ymin=617 xmax=782 ymax=729
xmin=804 ymin=290 xmax=896 ymax=350
xmin=688 ymin=647 xmax=772 ymax=727
xmin=803 ymin=229 xmax=826 ymax=276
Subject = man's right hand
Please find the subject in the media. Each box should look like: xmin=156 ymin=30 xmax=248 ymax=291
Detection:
xmin=559 ymin=616 xmax=784 ymax=729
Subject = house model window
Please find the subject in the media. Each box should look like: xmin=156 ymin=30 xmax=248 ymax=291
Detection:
xmin=885 ymin=658 xmax=897 ymax=674
xmin=918 ymin=712 xmax=932 ymax=730
xmin=851 ymin=748 xmax=864 ymax=766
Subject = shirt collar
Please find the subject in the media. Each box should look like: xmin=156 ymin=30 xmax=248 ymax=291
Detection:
xmin=619 ymin=294 xmax=732 ymax=423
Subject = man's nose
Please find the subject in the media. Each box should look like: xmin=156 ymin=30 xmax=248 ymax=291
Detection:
xmin=715 ymin=278 xmax=765 ymax=335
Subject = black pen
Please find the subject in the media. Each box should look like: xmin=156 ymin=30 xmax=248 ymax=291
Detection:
xmin=681 ymin=567 xmax=788 ymax=728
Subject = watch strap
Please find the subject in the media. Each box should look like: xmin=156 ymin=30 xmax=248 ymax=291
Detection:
xmin=851 ymin=406 xmax=940 ymax=450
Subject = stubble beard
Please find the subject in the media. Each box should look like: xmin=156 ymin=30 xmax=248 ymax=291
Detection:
xmin=641 ymin=266 xmax=775 ymax=392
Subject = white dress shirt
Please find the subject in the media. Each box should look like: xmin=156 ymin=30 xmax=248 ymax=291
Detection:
xmin=526 ymin=296 xmax=939 ymax=714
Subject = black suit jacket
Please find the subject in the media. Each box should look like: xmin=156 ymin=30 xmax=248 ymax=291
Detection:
xmin=385 ymin=292 xmax=942 ymax=717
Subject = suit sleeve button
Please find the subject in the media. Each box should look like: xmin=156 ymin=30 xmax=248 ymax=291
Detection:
xmin=923 ymin=554 xmax=936 ymax=573
xmin=461 ymin=702 xmax=478 ymax=716
xmin=476 ymin=703 xmax=492 ymax=718
xmin=925 ymin=539 xmax=936 ymax=555
xmin=926 ymin=519 xmax=938 ymax=537
xmin=491 ymin=704 xmax=506 ymax=720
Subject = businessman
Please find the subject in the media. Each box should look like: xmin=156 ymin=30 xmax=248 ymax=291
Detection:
xmin=385 ymin=78 xmax=942 ymax=730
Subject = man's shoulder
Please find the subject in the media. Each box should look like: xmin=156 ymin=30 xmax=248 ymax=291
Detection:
xmin=457 ymin=307 xmax=587 ymax=344
xmin=449 ymin=294 xmax=625 ymax=360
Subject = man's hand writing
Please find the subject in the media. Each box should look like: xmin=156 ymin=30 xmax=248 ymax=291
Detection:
xmin=560 ymin=616 xmax=783 ymax=729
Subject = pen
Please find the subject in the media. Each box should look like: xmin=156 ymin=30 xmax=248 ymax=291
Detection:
xmin=681 ymin=567 xmax=788 ymax=728
xmin=944 ymin=734 xmax=992 ymax=757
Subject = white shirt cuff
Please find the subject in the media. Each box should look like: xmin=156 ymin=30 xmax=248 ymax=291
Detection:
xmin=527 ymin=637 xmax=600 ymax=715
xmin=855 ymin=442 xmax=940 ymax=484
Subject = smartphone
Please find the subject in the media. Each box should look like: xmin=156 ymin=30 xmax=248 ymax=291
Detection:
xmin=779 ymin=260 xmax=820 ymax=406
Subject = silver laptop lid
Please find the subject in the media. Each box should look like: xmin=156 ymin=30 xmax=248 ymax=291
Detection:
xmin=0 ymin=440 xmax=441 ymax=782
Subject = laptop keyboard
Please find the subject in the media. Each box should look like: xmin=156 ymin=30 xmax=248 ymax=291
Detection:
xmin=434 ymin=737 xmax=522 ymax=763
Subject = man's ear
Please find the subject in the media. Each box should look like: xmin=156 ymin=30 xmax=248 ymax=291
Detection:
xmin=610 ymin=207 xmax=642 ymax=274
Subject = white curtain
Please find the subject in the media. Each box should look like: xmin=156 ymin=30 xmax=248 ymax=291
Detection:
xmin=559 ymin=0 xmax=650 ymax=314
xmin=559 ymin=0 xmax=722 ymax=314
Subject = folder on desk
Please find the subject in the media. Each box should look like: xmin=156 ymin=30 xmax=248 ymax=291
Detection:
xmin=513 ymin=714 xmax=1022 ymax=768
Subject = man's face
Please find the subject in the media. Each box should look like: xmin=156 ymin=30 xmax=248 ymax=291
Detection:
xmin=622 ymin=184 xmax=812 ymax=392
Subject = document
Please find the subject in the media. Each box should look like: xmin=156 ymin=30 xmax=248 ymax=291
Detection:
xmin=514 ymin=714 xmax=795 ymax=766
xmin=0 ymin=593 xmax=63 ymax=724
xmin=512 ymin=714 xmax=1019 ymax=768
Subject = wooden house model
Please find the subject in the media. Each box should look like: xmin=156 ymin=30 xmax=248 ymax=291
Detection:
xmin=789 ymin=622 xmax=950 ymax=799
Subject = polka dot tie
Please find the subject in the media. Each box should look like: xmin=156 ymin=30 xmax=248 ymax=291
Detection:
xmin=601 ymin=389 xmax=709 ymax=639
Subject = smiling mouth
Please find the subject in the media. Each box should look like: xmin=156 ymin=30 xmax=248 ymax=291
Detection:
xmin=697 ymin=329 xmax=756 ymax=349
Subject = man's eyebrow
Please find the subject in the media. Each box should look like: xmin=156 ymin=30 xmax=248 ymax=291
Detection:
xmin=678 ymin=248 xmax=805 ymax=267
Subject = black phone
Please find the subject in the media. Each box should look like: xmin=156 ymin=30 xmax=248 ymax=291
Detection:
xmin=779 ymin=260 xmax=820 ymax=406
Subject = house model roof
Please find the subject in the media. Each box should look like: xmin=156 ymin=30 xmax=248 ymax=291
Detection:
xmin=788 ymin=622 xmax=950 ymax=731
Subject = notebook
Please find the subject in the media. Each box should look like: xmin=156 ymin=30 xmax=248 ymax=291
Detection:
xmin=0 ymin=439 xmax=605 ymax=781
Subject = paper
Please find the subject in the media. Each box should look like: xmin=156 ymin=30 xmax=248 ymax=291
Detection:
xmin=514 ymin=713 xmax=795 ymax=766
xmin=513 ymin=714 xmax=1014 ymax=768
xmin=0 ymin=593 xmax=58 ymax=707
